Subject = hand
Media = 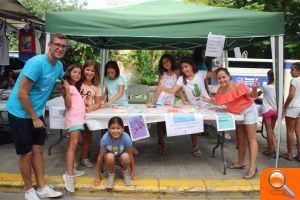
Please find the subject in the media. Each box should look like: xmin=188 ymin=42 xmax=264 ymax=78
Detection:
xmin=32 ymin=118 xmax=45 ymax=129
xmin=85 ymin=106 xmax=93 ymax=113
xmin=199 ymin=96 xmax=210 ymax=103
xmin=61 ymin=78 xmax=70 ymax=91
xmin=252 ymin=78 xmax=259 ymax=90
xmin=102 ymin=102 xmax=109 ymax=108
xmin=146 ymin=102 xmax=154 ymax=107
xmin=93 ymin=177 xmax=101 ymax=185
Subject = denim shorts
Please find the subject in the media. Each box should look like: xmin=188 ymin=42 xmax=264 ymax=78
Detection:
xmin=237 ymin=103 xmax=259 ymax=125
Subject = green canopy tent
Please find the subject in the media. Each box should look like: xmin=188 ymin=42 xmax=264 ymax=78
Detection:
xmin=45 ymin=0 xmax=285 ymax=167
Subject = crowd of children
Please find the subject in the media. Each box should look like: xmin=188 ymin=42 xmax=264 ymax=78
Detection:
xmin=57 ymin=51 xmax=300 ymax=191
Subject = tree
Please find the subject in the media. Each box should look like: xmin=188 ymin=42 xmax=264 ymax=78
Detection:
xmin=185 ymin=0 xmax=300 ymax=59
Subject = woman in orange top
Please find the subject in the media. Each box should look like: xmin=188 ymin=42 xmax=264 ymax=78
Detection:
xmin=201 ymin=68 xmax=259 ymax=179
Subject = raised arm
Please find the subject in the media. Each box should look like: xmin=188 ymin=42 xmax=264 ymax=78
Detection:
xmin=246 ymin=79 xmax=259 ymax=98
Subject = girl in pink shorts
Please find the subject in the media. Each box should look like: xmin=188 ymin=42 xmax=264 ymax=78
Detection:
xmin=258 ymin=70 xmax=277 ymax=157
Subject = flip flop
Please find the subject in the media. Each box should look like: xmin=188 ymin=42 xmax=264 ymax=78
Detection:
xmin=280 ymin=153 xmax=293 ymax=161
xmin=191 ymin=147 xmax=202 ymax=158
xmin=227 ymin=163 xmax=245 ymax=169
xmin=262 ymin=150 xmax=275 ymax=157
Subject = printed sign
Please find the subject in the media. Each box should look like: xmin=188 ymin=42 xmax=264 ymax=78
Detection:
xmin=49 ymin=106 xmax=65 ymax=129
xmin=205 ymin=34 xmax=226 ymax=57
xmin=165 ymin=113 xmax=204 ymax=137
xmin=128 ymin=115 xmax=150 ymax=141
xmin=216 ymin=113 xmax=235 ymax=131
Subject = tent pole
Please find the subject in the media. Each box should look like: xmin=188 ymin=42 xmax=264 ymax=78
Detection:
xmin=272 ymin=35 xmax=284 ymax=168
xmin=100 ymin=49 xmax=106 ymax=93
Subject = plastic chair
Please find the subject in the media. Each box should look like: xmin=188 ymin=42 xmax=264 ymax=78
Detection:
xmin=126 ymin=84 xmax=149 ymax=104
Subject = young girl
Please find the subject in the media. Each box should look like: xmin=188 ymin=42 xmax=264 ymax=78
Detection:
xmin=80 ymin=60 xmax=101 ymax=168
xmin=62 ymin=64 xmax=85 ymax=192
xmin=94 ymin=116 xmax=135 ymax=188
xmin=201 ymin=68 xmax=259 ymax=179
xmin=282 ymin=62 xmax=300 ymax=161
xmin=161 ymin=57 xmax=212 ymax=158
xmin=258 ymin=70 xmax=277 ymax=157
xmin=103 ymin=61 xmax=128 ymax=107
xmin=148 ymin=54 xmax=186 ymax=155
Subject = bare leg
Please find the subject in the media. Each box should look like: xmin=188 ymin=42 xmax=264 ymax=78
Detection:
xmin=81 ymin=130 xmax=92 ymax=160
xmin=66 ymin=131 xmax=80 ymax=176
xmin=285 ymin=116 xmax=296 ymax=155
xmin=31 ymin=145 xmax=46 ymax=188
xmin=235 ymin=124 xmax=246 ymax=166
xmin=295 ymin=117 xmax=300 ymax=155
xmin=104 ymin=153 xmax=115 ymax=174
xmin=119 ymin=153 xmax=130 ymax=171
xmin=19 ymin=152 xmax=33 ymax=190
xmin=191 ymin=134 xmax=198 ymax=149
xmin=264 ymin=118 xmax=276 ymax=152
xmin=245 ymin=123 xmax=258 ymax=174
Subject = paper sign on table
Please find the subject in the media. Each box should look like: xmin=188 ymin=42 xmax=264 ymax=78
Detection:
xmin=165 ymin=113 xmax=204 ymax=137
xmin=49 ymin=107 xmax=65 ymax=129
xmin=128 ymin=115 xmax=150 ymax=141
xmin=216 ymin=113 xmax=236 ymax=131
xmin=205 ymin=34 xmax=226 ymax=57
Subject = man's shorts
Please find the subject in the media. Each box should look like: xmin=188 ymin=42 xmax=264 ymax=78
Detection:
xmin=285 ymin=107 xmax=300 ymax=119
xmin=262 ymin=109 xmax=278 ymax=121
xmin=8 ymin=112 xmax=47 ymax=155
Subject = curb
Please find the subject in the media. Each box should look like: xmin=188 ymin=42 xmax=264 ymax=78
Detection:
xmin=0 ymin=173 xmax=259 ymax=198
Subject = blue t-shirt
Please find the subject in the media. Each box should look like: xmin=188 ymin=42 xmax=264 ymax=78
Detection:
xmin=100 ymin=132 xmax=132 ymax=159
xmin=6 ymin=54 xmax=64 ymax=118
xmin=104 ymin=76 xmax=128 ymax=105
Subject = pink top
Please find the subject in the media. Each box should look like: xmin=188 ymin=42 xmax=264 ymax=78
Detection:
xmin=64 ymin=85 xmax=86 ymax=130
xmin=214 ymin=83 xmax=254 ymax=114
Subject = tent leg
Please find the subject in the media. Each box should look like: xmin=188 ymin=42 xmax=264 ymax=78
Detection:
xmin=271 ymin=35 xmax=284 ymax=168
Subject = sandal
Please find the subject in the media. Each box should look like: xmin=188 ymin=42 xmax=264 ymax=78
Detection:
xmin=294 ymin=154 xmax=300 ymax=162
xmin=262 ymin=150 xmax=275 ymax=157
xmin=227 ymin=163 xmax=245 ymax=169
xmin=192 ymin=146 xmax=202 ymax=158
xmin=243 ymin=167 xmax=258 ymax=179
xmin=224 ymin=132 xmax=231 ymax=140
xmin=280 ymin=153 xmax=293 ymax=161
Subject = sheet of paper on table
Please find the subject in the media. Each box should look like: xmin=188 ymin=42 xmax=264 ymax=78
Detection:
xmin=165 ymin=113 xmax=204 ymax=137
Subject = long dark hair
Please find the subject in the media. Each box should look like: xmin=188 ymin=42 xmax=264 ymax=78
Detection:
xmin=64 ymin=63 xmax=82 ymax=91
xmin=108 ymin=116 xmax=124 ymax=128
xmin=104 ymin=60 xmax=120 ymax=79
xmin=82 ymin=60 xmax=100 ymax=85
xmin=292 ymin=62 xmax=300 ymax=72
xmin=180 ymin=57 xmax=197 ymax=85
xmin=158 ymin=54 xmax=176 ymax=76
xmin=267 ymin=69 xmax=274 ymax=84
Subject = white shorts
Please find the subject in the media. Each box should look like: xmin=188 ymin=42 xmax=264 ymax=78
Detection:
xmin=285 ymin=107 xmax=300 ymax=118
xmin=236 ymin=103 xmax=259 ymax=125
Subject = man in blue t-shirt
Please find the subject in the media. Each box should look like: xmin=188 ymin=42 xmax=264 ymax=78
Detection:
xmin=5 ymin=34 xmax=67 ymax=200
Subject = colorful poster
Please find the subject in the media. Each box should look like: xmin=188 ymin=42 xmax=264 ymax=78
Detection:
xmin=49 ymin=106 xmax=65 ymax=129
xmin=216 ymin=113 xmax=235 ymax=131
xmin=165 ymin=113 xmax=204 ymax=137
xmin=128 ymin=115 xmax=150 ymax=141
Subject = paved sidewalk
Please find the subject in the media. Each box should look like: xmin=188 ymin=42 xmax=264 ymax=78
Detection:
xmin=0 ymin=119 xmax=299 ymax=197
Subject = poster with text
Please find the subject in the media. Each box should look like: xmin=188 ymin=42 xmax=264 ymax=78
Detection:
xmin=165 ymin=113 xmax=204 ymax=137
xmin=205 ymin=34 xmax=226 ymax=57
xmin=128 ymin=115 xmax=150 ymax=141
xmin=216 ymin=113 xmax=235 ymax=131
xmin=49 ymin=106 xmax=65 ymax=129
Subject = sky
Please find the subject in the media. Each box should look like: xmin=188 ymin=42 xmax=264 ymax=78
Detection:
xmin=79 ymin=0 xmax=152 ymax=9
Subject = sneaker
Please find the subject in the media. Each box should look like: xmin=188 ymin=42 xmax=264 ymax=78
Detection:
xmin=122 ymin=170 xmax=132 ymax=186
xmin=36 ymin=185 xmax=63 ymax=198
xmin=81 ymin=158 xmax=94 ymax=168
xmin=105 ymin=173 xmax=115 ymax=189
xmin=63 ymin=174 xmax=75 ymax=192
xmin=25 ymin=188 xmax=40 ymax=200
xmin=73 ymin=163 xmax=86 ymax=177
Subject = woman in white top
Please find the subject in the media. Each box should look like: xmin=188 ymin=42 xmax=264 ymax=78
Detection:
xmin=258 ymin=70 xmax=277 ymax=157
xmin=282 ymin=62 xmax=300 ymax=161
xmin=162 ymin=57 xmax=213 ymax=158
